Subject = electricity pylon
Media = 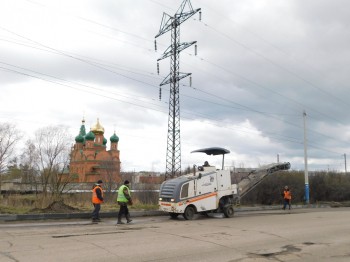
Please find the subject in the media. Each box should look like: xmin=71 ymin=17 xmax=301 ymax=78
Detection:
xmin=155 ymin=0 xmax=201 ymax=179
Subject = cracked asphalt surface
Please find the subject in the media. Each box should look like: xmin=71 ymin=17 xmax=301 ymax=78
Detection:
xmin=0 ymin=207 xmax=350 ymax=261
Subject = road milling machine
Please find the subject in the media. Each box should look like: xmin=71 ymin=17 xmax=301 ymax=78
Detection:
xmin=158 ymin=147 xmax=290 ymax=220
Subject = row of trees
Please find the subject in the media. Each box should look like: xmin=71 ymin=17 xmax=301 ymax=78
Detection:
xmin=242 ymin=170 xmax=350 ymax=205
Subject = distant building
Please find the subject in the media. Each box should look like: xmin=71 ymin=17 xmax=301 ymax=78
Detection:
xmin=133 ymin=172 xmax=163 ymax=185
xmin=69 ymin=118 xmax=121 ymax=183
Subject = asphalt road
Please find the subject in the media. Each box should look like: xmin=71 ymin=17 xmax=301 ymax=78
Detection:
xmin=0 ymin=207 xmax=349 ymax=262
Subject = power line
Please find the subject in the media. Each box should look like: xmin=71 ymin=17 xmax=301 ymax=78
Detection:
xmin=3 ymin=3 xmax=346 ymax=131
xmin=1 ymin=63 xmax=347 ymax=159
xmin=1 ymin=26 xmax=345 ymax=154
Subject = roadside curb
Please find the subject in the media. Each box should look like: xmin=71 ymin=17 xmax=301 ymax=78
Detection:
xmin=0 ymin=210 xmax=165 ymax=222
xmin=0 ymin=205 xmax=331 ymax=222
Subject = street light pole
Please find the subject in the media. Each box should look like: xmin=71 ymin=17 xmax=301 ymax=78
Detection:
xmin=344 ymin=153 xmax=347 ymax=174
xmin=303 ymin=111 xmax=310 ymax=204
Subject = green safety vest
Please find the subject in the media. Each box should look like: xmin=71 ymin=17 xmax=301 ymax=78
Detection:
xmin=117 ymin=185 xmax=130 ymax=202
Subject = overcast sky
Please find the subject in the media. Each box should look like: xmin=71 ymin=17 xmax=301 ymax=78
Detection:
xmin=1 ymin=0 xmax=350 ymax=173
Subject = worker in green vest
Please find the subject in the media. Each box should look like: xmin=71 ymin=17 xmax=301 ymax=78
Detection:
xmin=117 ymin=180 xmax=133 ymax=224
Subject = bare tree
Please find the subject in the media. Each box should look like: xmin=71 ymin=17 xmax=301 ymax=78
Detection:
xmin=0 ymin=122 xmax=22 ymax=190
xmin=31 ymin=125 xmax=73 ymax=202
xmin=98 ymin=159 xmax=119 ymax=202
xmin=20 ymin=140 xmax=41 ymax=193
xmin=0 ymin=122 xmax=22 ymax=174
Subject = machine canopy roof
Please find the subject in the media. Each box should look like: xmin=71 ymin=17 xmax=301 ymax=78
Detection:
xmin=191 ymin=147 xmax=230 ymax=156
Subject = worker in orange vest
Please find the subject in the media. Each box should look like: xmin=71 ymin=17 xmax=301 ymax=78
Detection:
xmin=92 ymin=180 xmax=104 ymax=222
xmin=282 ymin=186 xmax=292 ymax=210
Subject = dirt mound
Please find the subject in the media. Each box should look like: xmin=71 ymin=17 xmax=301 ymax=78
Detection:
xmin=30 ymin=201 xmax=81 ymax=213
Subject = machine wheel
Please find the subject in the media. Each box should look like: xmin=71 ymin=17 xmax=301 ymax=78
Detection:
xmin=223 ymin=205 xmax=234 ymax=218
xmin=169 ymin=213 xmax=179 ymax=219
xmin=183 ymin=206 xmax=195 ymax=220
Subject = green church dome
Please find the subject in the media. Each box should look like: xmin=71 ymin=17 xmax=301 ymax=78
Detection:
xmin=103 ymin=137 xmax=107 ymax=145
xmin=110 ymin=133 xmax=119 ymax=143
xmin=75 ymin=118 xmax=86 ymax=143
xmin=85 ymin=130 xmax=95 ymax=141
xmin=75 ymin=134 xmax=84 ymax=143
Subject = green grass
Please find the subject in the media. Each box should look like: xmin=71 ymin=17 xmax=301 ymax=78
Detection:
xmin=129 ymin=203 xmax=159 ymax=211
xmin=0 ymin=204 xmax=33 ymax=214
xmin=0 ymin=202 xmax=159 ymax=215
xmin=0 ymin=192 xmax=160 ymax=215
xmin=0 ymin=195 xmax=159 ymax=214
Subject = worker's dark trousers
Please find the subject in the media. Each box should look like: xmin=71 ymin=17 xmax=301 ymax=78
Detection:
xmin=283 ymin=199 xmax=291 ymax=210
xmin=92 ymin=203 xmax=101 ymax=219
xmin=118 ymin=203 xmax=129 ymax=220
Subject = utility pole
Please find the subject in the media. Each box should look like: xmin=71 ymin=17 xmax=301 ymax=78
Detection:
xmin=303 ymin=111 xmax=310 ymax=204
xmin=155 ymin=0 xmax=201 ymax=179
xmin=344 ymin=153 xmax=347 ymax=174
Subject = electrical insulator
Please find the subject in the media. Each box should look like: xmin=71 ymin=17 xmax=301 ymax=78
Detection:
xmin=195 ymin=44 xmax=197 ymax=56
xmin=154 ymin=39 xmax=157 ymax=51
xmin=189 ymin=75 xmax=192 ymax=87
xmin=157 ymin=62 xmax=160 ymax=75
xmin=199 ymin=11 xmax=202 ymax=21
xmin=159 ymin=87 xmax=162 ymax=100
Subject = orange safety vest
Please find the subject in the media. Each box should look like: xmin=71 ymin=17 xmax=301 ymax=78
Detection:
xmin=92 ymin=185 xmax=104 ymax=204
xmin=283 ymin=190 xmax=291 ymax=200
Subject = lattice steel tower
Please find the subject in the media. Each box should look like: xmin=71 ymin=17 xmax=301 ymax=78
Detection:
xmin=155 ymin=0 xmax=201 ymax=179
